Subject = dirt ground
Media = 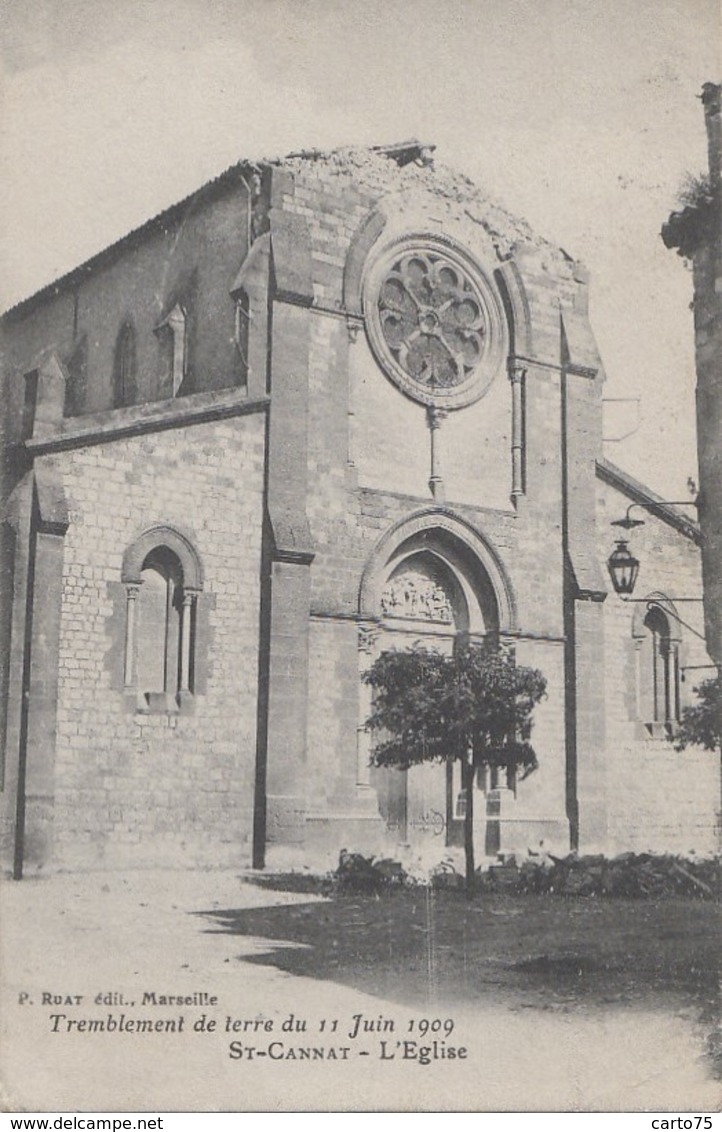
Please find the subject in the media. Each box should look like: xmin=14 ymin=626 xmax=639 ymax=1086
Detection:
xmin=1 ymin=868 xmax=720 ymax=1113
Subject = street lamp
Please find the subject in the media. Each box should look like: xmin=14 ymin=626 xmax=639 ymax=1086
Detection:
xmin=607 ymin=538 xmax=640 ymax=596
xmin=606 ymin=500 xmax=699 ymax=598
xmin=605 ymin=500 xmax=709 ymax=648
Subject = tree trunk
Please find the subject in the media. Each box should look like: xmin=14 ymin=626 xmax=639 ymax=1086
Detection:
xmin=462 ymin=755 xmax=475 ymax=896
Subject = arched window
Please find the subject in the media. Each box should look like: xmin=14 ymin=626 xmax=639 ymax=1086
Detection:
xmin=154 ymin=304 xmax=187 ymax=397
xmin=122 ymin=527 xmax=203 ymax=711
xmin=137 ymin=547 xmax=183 ymax=697
xmin=639 ymin=604 xmax=680 ymax=729
xmin=113 ymin=321 xmax=137 ymax=407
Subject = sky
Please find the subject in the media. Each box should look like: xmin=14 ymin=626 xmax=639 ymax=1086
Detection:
xmin=0 ymin=0 xmax=718 ymax=499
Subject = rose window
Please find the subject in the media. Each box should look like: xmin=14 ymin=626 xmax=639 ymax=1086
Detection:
xmin=379 ymin=251 xmax=485 ymax=389
xmin=364 ymin=239 xmax=504 ymax=408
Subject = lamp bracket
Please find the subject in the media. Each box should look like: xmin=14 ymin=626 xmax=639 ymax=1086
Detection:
xmin=610 ymin=499 xmax=698 ymax=532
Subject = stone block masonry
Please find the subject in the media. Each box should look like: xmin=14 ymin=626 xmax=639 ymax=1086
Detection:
xmin=48 ymin=414 xmax=265 ymax=869
xmin=597 ymin=474 xmax=719 ymax=855
xmin=2 ymin=140 xmax=717 ymax=871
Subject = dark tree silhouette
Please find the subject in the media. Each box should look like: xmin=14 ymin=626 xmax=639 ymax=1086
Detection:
xmin=363 ymin=641 xmax=547 ymax=889
xmin=674 ymin=674 xmax=722 ymax=753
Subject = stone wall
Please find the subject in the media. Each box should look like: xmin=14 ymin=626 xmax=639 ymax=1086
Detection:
xmin=38 ymin=414 xmax=264 ymax=869
xmin=266 ymin=149 xmax=582 ymax=860
xmin=597 ymin=474 xmax=719 ymax=854
xmin=3 ymin=143 xmax=716 ymax=873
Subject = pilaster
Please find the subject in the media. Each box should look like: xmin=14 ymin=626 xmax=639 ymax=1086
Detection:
xmin=3 ymin=463 xmax=69 ymax=875
xmin=259 ymin=199 xmax=316 ymax=860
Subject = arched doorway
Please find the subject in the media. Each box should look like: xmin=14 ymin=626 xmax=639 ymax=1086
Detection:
xmin=358 ymin=514 xmax=511 ymax=852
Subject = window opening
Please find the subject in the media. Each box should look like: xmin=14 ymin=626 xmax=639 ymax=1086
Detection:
xmin=122 ymin=532 xmax=201 ymax=711
xmin=114 ymin=321 xmax=137 ymax=407
xmin=642 ymin=606 xmax=680 ymax=727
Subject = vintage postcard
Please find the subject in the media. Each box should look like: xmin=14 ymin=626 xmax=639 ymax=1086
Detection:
xmin=0 ymin=0 xmax=720 ymax=1114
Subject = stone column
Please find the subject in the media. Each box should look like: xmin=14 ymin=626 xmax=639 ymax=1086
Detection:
xmin=509 ymin=360 xmax=526 ymax=505
xmin=427 ymin=407 xmax=447 ymax=500
xmin=356 ymin=623 xmax=379 ymax=788
xmin=179 ymin=590 xmax=197 ymax=694
xmin=346 ymin=318 xmax=362 ymax=471
xmin=123 ymin=584 xmax=141 ymax=689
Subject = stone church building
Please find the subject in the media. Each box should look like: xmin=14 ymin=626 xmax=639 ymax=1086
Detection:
xmin=0 ymin=141 xmax=717 ymax=874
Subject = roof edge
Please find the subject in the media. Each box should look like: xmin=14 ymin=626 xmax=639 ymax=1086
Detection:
xmin=1 ymin=140 xmax=438 ymax=324
xmin=2 ymin=158 xmax=262 ymax=323
xmin=596 ymin=457 xmax=700 ymax=543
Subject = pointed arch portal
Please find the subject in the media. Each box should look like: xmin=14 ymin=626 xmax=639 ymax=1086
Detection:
xmin=359 ymin=507 xmax=516 ymax=633
xmin=358 ymin=508 xmax=516 ymax=846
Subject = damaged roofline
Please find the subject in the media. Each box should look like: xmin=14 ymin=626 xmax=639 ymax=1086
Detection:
xmin=1 ymin=140 xmax=436 ymax=324
xmin=280 ymin=139 xmax=435 ymax=167
xmin=1 ymin=158 xmax=261 ymax=324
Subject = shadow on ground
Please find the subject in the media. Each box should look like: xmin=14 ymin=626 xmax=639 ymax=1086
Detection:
xmin=198 ymin=888 xmax=720 ymax=1022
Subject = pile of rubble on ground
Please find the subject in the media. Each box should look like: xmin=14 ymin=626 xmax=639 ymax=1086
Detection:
xmin=332 ymin=848 xmax=720 ymax=899
xmin=334 ymin=849 xmax=413 ymax=893
xmin=479 ymin=851 xmax=719 ymax=896
xmin=476 ymin=851 xmax=720 ymax=899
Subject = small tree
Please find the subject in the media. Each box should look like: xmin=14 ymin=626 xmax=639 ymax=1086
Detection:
xmin=363 ymin=641 xmax=546 ymax=889
xmin=674 ymin=673 xmax=722 ymax=753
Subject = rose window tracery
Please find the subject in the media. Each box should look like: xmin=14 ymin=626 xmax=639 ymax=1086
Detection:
xmin=379 ymin=252 xmax=485 ymax=392
xmin=364 ymin=238 xmax=505 ymax=408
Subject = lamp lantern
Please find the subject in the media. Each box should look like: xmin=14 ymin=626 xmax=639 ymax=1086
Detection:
xmin=607 ymin=538 xmax=640 ymax=596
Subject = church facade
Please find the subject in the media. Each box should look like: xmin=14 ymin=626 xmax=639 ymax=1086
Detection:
xmin=1 ymin=142 xmax=717 ymax=874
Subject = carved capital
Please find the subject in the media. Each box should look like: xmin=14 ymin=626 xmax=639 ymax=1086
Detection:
xmin=346 ymin=316 xmax=363 ymax=344
xmin=508 ymin=359 xmax=527 ymax=384
xmin=358 ymin=623 xmax=380 ymax=655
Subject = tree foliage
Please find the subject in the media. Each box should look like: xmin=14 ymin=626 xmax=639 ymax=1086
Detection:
xmin=363 ymin=640 xmax=547 ymax=774
xmin=363 ymin=641 xmax=547 ymax=888
xmin=675 ymin=171 xmax=716 ymax=211
xmin=674 ymin=674 xmax=722 ymax=752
